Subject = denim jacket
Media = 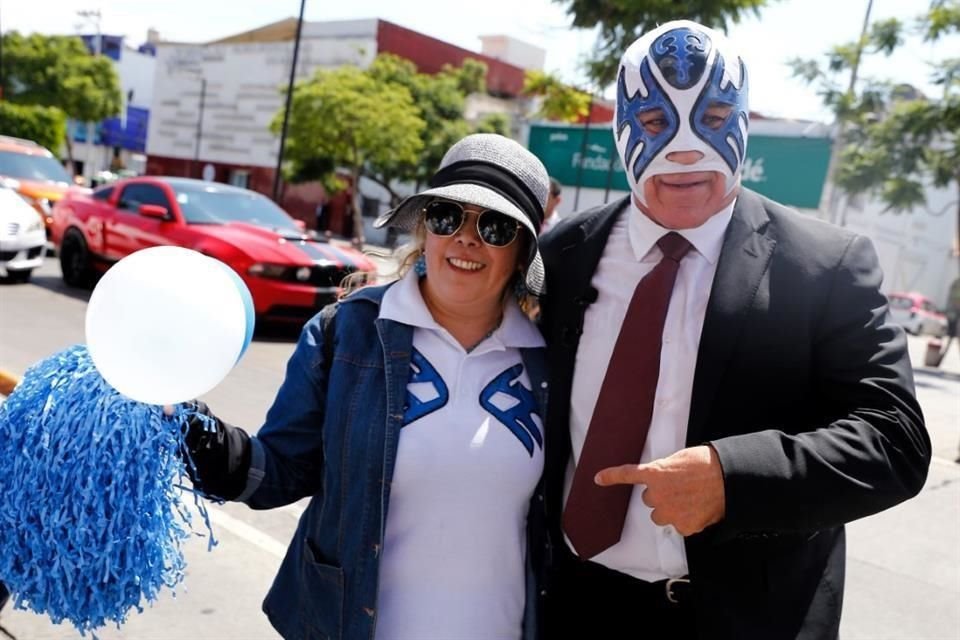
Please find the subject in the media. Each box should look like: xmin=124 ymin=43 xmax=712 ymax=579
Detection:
xmin=236 ymin=283 xmax=549 ymax=640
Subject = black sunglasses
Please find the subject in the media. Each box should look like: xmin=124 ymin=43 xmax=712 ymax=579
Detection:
xmin=422 ymin=199 xmax=521 ymax=248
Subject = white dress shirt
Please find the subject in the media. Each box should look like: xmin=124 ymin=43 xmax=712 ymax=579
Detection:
xmin=376 ymin=271 xmax=545 ymax=639
xmin=562 ymin=198 xmax=734 ymax=581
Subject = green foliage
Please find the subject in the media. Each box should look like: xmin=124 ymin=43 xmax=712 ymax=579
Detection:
xmin=0 ymin=102 xmax=67 ymax=151
xmin=523 ymin=70 xmax=592 ymax=122
xmin=365 ymin=54 xmax=491 ymax=186
xmin=271 ymin=64 xmax=424 ymax=188
xmin=811 ymin=0 xmax=960 ymax=260
xmin=475 ymin=112 xmax=511 ymax=136
xmin=279 ymin=53 xmax=494 ymax=209
xmin=836 ymin=96 xmax=959 ymax=212
xmin=922 ymin=0 xmax=960 ymax=40
xmin=870 ymin=18 xmax=905 ymax=55
xmin=554 ymin=0 xmax=776 ymax=87
xmin=1 ymin=32 xmax=122 ymax=123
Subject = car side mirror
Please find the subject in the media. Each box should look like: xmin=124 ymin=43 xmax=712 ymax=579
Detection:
xmin=139 ymin=204 xmax=169 ymax=220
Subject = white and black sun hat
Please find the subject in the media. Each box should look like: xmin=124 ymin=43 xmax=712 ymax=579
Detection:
xmin=374 ymin=133 xmax=550 ymax=295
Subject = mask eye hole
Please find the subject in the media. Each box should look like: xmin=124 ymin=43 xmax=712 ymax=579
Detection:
xmin=637 ymin=108 xmax=669 ymax=136
xmin=701 ymin=102 xmax=734 ymax=130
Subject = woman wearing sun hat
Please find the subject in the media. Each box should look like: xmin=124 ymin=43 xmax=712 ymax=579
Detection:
xmin=177 ymin=133 xmax=553 ymax=640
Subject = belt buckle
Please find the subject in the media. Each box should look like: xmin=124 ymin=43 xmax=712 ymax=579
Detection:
xmin=664 ymin=577 xmax=690 ymax=604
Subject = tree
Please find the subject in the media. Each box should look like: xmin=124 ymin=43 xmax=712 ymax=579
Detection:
xmin=366 ymin=55 xmax=491 ymax=191
xmin=1 ymin=32 xmax=122 ymax=172
xmin=276 ymin=54 xmax=501 ymax=244
xmin=272 ymin=65 xmax=425 ymax=244
xmin=522 ymin=70 xmax=592 ymax=123
xmin=553 ymin=0 xmax=776 ymax=87
xmin=0 ymin=102 xmax=67 ymax=151
xmin=791 ymin=1 xmax=960 ymax=267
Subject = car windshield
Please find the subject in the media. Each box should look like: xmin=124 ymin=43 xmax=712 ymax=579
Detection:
xmin=172 ymin=183 xmax=300 ymax=231
xmin=0 ymin=150 xmax=72 ymax=184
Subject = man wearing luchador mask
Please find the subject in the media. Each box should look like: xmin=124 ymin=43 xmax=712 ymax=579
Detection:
xmin=537 ymin=19 xmax=928 ymax=640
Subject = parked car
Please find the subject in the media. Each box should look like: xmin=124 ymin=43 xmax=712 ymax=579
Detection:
xmin=0 ymin=135 xmax=77 ymax=237
xmin=51 ymin=177 xmax=378 ymax=322
xmin=887 ymin=291 xmax=948 ymax=337
xmin=0 ymin=186 xmax=47 ymax=282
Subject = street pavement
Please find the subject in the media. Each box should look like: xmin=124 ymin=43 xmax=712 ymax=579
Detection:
xmin=0 ymin=260 xmax=958 ymax=640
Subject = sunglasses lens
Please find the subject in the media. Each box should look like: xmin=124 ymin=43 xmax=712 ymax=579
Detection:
xmin=478 ymin=211 xmax=519 ymax=247
xmin=423 ymin=201 xmax=464 ymax=236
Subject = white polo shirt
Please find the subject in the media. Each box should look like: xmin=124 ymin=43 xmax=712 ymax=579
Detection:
xmin=375 ymin=270 xmax=546 ymax=640
xmin=563 ymin=199 xmax=733 ymax=581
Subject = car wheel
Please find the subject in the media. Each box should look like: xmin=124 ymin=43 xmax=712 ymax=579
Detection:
xmin=6 ymin=269 xmax=32 ymax=283
xmin=60 ymin=231 xmax=94 ymax=288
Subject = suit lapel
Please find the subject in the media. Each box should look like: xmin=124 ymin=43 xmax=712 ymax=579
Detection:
xmin=550 ymin=197 xmax=629 ymax=349
xmin=686 ymin=190 xmax=776 ymax=445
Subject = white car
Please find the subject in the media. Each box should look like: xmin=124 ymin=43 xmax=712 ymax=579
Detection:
xmin=0 ymin=186 xmax=46 ymax=282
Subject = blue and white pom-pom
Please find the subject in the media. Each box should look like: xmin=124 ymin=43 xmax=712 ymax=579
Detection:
xmin=0 ymin=344 xmax=215 ymax=635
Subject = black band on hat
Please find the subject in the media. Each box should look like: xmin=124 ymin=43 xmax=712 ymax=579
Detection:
xmin=428 ymin=160 xmax=544 ymax=230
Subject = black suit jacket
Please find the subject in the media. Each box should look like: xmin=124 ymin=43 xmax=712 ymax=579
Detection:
xmin=538 ymin=189 xmax=930 ymax=639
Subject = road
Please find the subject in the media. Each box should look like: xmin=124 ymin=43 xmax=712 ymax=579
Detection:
xmin=1 ymin=259 xmax=958 ymax=640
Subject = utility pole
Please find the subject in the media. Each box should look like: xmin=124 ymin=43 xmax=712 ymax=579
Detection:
xmin=194 ymin=77 xmax=207 ymax=179
xmin=273 ymin=0 xmax=307 ymax=203
xmin=77 ymin=9 xmax=102 ymax=185
xmin=818 ymin=0 xmax=874 ymax=227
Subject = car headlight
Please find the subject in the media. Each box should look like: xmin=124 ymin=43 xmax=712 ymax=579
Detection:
xmin=248 ymin=263 xmax=290 ymax=279
xmin=26 ymin=217 xmax=44 ymax=233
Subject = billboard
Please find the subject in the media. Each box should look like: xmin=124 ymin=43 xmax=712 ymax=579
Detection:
xmin=528 ymin=123 xmax=832 ymax=209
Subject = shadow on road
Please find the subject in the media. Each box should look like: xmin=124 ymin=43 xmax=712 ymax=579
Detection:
xmin=253 ymin=322 xmax=302 ymax=343
xmin=20 ymin=273 xmax=94 ymax=303
xmin=914 ymin=366 xmax=960 ymax=384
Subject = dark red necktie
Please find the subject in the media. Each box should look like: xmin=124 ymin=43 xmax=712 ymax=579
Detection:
xmin=563 ymin=232 xmax=693 ymax=559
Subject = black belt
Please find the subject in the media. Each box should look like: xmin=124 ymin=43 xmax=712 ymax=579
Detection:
xmin=556 ymin=554 xmax=694 ymax=607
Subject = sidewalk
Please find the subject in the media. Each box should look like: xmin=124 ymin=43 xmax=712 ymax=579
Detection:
xmin=840 ymin=333 xmax=960 ymax=639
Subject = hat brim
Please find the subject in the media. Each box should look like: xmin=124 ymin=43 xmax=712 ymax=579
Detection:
xmin=374 ymin=183 xmax=545 ymax=295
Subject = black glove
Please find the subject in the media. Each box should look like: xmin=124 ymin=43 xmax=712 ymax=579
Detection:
xmin=180 ymin=401 xmax=252 ymax=501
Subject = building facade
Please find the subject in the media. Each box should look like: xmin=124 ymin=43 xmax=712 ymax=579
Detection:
xmin=70 ymin=33 xmax=156 ymax=179
xmin=144 ymin=18 xmax=560 ymax=225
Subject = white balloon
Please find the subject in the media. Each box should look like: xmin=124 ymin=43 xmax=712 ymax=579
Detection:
xmin=85 ymin=246 xmax=253 ymax=405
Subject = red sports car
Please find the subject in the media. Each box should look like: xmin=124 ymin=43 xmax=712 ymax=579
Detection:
xmin=50 ymin=176 xmax=377 ymax=322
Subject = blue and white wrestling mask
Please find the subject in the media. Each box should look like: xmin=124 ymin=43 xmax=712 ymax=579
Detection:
xmin=613 ymin=20 xmax=749 ymax=206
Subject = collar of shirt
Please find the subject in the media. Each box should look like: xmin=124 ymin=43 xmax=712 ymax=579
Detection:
xmin=379 ymin=269 xmax=545 ymax=350
xmin=627 ymin=197 xmax=736 ymax=264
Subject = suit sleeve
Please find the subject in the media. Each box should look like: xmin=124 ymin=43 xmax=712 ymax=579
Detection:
xmin=711 ymin=234 xmax=930 ymax=534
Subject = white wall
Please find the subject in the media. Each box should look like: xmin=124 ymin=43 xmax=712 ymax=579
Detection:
xmin=842 ymin=185 xmax=958 ymax=308
xmin=147 ymin=28 xmax=377 ymax=167
xmin=117 ymin=46 xmax=156 ymax=109
xmin=479 ymin=35 xmax=545 ymax=71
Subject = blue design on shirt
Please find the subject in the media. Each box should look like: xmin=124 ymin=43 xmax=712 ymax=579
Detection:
xmin=402 ymin=348 xmax=449 ymax=426
xmin=479 ymin=364 xmax=542 ymax=457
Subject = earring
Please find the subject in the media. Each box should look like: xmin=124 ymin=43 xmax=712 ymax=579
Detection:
xmin=414 ymin=253 xmax=427 ymax=277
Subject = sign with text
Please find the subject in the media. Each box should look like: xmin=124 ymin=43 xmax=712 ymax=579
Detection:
xmin=528 ymin=124 xmax=831 ymax=209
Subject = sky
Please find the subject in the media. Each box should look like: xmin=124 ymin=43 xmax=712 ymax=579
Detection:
xmin=2 ymin=0 xmax=955 ymax=122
